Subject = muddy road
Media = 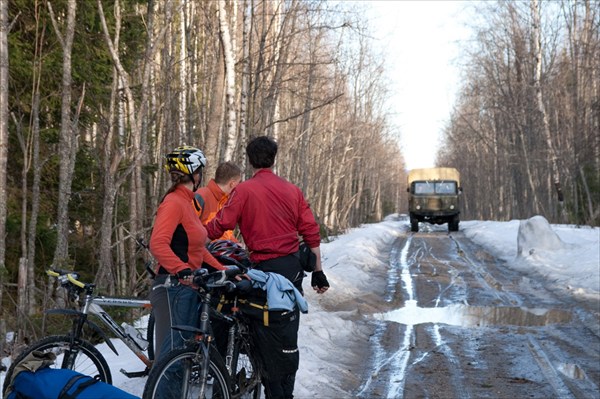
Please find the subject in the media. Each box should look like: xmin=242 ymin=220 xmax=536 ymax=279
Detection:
xmin=344 ymin=225 xmax=600 ymax=398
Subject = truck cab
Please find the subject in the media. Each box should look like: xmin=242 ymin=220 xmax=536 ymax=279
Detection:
xmin=407 ymin=167 xmax=461 ymax=232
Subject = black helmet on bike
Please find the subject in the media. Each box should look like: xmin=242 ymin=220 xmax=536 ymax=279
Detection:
xmin=207 ymin=240 xmax=249 ymax=264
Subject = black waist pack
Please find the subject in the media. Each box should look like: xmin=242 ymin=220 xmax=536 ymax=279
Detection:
xmin=297 ymin=242 xmax=316 ymax=272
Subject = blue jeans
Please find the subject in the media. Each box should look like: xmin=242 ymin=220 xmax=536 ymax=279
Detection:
xmin=149 ymin=277 xmax=199 ymax=398
xmin=150 ymin=277 xmax=200 ymax=361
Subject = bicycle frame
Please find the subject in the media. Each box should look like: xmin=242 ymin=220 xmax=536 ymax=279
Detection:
xmin=47 ymin=270 xmax=153 ymax=374
xmin=86 ymin=297 xmax=152 ymax=367
xmin=175 ymin=281 xmax=260 ymax=396
xmin=172 ymin=288 xmax=215 ymax=397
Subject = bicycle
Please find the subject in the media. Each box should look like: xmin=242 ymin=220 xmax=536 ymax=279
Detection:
xmin=2 ymin=268 xmax=156 ymax=395
xmin=142 ymin=262 xmax=263 ymax=399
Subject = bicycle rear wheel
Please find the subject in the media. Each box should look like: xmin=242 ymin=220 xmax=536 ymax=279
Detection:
xmin=230 ymin=331 xmax=262 ymax=399
xmin=143 ymin=344 xmax=231 ymax=399
xmin=2 ymin=335 xmax=111 ymax=395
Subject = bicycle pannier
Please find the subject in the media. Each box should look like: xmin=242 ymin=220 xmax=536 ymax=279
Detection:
xmin=5 ymin=352 xmax=138 ymax=399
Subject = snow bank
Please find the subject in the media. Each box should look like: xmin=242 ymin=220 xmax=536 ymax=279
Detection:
xmin=517 ymin=215 xmax=566 ymax=256
xmin=295 ymin=218 xmax=404 ymax=398
xmin=462 ymin=216 xmax=600 ymax=299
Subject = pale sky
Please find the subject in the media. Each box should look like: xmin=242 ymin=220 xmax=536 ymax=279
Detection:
xmin=366 ymin=1 xmax=473 ymax=170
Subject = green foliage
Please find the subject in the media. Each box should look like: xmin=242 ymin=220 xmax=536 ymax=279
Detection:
xmin=34 ymin=223 xmax=58 ymax=270
xmin=70 ymin=146 xmax=100 ymax=224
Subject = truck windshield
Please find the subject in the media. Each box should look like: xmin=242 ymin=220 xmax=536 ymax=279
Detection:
xmin=413 ymin=181 xmax=457 ymax=195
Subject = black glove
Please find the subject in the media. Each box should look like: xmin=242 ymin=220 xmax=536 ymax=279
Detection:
xmin=311 ymin=270 xmax=329 ymax=289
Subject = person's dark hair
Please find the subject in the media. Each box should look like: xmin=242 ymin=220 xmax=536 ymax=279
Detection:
xmin=214 ymin=161 xmax=242 ymax=184
xmin=246 ymin=136 xmax=277 ymax=168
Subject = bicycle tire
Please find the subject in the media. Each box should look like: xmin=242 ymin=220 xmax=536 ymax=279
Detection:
xmin=230 ymin=327 xmax=262 ymax=399
xmin=146 ymin=310 xmax=156 ymax=361
xmin=2 ymin=335 xmax=112 ymax=395
xmin=143 ymin=344 xmax=231 ymax=399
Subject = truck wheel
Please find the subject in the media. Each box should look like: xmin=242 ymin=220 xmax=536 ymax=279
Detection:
xmin=411 ymin=219 xmax=419 ymax=232
xmin=448 ymin=216 xmax=459 ymax=232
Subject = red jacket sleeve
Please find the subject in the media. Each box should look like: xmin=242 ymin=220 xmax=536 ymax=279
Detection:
xmin=296 ymin=190 xmax=321 ymax=248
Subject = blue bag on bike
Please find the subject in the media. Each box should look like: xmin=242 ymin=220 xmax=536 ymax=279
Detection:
xmin=6 ymin=366 xmax=138 ymax=399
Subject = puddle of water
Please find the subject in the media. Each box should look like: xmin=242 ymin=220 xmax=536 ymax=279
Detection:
xmin=375 ymin=301 xmax=572 ymax=327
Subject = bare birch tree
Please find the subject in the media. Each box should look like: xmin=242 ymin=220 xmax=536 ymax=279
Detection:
xmin=96 ymin=0 xmax=154 ymax=293
xmin=218 ymin=0 xmax=238 ymax=160
xmin=530 ymin=0 xmax=565 ymax=219
xmin=0 ymin=0 xmax=10 ymax=342
xmin=238 ymin=0 xmax=252 ymax=166
xmin=48 ymin=0 xmax=78 ymax=269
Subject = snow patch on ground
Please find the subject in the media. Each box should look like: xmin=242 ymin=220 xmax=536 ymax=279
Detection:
xmin=462 ymin=216 xmax=599 ymax=299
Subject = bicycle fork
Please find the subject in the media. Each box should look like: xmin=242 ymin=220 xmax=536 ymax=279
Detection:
xmin=61 ymin=311 xmax=88 ymax=369
xmin=225 ymin=298 xmax=239 ymax=374
xmin=190 ymin=295 xmax=214 ymax=398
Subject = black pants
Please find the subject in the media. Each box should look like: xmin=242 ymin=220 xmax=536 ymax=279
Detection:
xmin=253 ymin=254 xmax=304 ymax=399
xmin=250 ymin=307 xmax=300 ymax=399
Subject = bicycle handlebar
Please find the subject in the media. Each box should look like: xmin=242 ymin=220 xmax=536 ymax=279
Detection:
xmin=191 ymin=266 xmax=245 ymax=292
xmin=46 ymin=268 xmax=89 ymax=290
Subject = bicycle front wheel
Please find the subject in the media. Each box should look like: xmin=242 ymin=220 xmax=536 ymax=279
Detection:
xmin=143 ymin=344 xmax=231 ymax=399
xmin=2 ymin=335 xmax=111 ymax=395
xmin=146 ymin=310 xmax=156 ymax=361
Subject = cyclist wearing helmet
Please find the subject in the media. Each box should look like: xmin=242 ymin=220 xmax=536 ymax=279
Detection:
xmin=149 ymin=145 xmax=226 ymax=363
xmin=206 ymin=136 xmax=329 ymax=399
xmin=194 ymin=161 xmax=242 ymax=241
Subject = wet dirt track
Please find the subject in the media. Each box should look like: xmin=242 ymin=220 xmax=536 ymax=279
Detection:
xmin=352 ymin=225 xmax=600 ymax=399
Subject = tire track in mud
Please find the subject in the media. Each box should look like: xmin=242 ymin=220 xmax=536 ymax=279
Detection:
xmin=358 ymin=234 xmax=471 ymax=398
xmin=355 ymin=227 xmax=599 ymax=399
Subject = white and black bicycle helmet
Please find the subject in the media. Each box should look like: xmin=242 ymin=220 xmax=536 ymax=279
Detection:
xmin=164 ymin=146 xmax=207 ymax=175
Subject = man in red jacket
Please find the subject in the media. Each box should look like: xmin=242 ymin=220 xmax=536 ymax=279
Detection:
xmin=207 ymin=136 xmax=329 ymax=399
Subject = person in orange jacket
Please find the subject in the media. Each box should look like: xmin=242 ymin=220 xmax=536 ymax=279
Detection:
xmin=193 ymin=161 xmax=242 ymax=241
xmin=149 ymin=146 xmax=227 ymax=365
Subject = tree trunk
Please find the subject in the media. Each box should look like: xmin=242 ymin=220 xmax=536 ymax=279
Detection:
xmin=179 ymin=0 xmax=189 ymax=144
xmin=238 ymin=0 xmax=251 ymax=164
xmin=98 ymin=0 xmax=164 ymax=293
xmin=0 ymin=0 xmax=8 ymax=328
xmin=205 ymin=43 xmax=224 ymax=176
xmin=531 ymin=0 xmax=566 ymax=220
xmin=218 ymin=0 xmax=238 ymax=161
xmin=97 ymin=0 xmax=145 ymax=293
xmin=13 ymin=112 xmax=29 ymax=327
xmin=27 ymin=91 xmax=42 ymax=315
xmin=49 ymin=0 xmax=78 ymax=269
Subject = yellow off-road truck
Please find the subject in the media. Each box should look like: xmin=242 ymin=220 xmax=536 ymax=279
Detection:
xmin=407 ymin=167 xmax=461 ymax=232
